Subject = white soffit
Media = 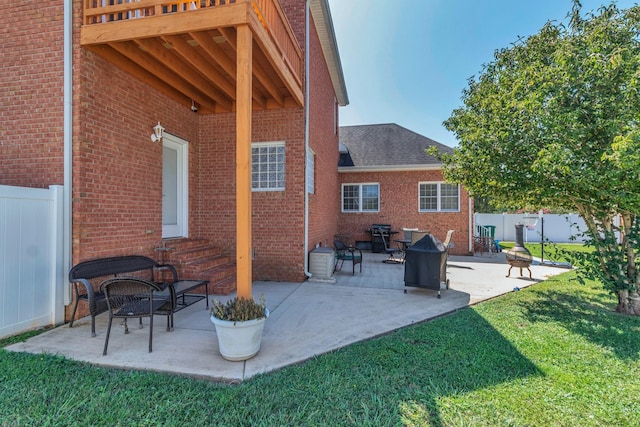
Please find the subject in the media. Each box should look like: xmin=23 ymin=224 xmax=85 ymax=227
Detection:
xmin=310 ymin=0 xmax=349 ymax=106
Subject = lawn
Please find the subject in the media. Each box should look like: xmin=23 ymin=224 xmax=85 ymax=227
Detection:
xmin=498 ymin=241 xmax=592 ymax=264
xmin=2 ymin=271 xmax=639 ymax=426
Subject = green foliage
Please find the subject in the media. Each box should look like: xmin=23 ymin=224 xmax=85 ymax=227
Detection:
xmin=565 ymin=217 xmax=640 ymax=294
xmin=210 ymin=295 xmax=267 ymax=321
xmin=500 ymin=241 xmax=594 ymax=263
xmin=473 ymin=195 xmax=502 ymax=213
xmin=440 ymin=1 xmax=640 ymax=310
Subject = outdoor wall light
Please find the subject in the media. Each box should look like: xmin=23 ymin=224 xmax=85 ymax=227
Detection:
xmin=151 ymin=122 xmax=165 ymax=142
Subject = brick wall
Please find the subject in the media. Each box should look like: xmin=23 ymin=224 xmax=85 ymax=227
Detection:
xmin=0 ymin=1 xmax=65 ymax=188
xmin=338 ymin=170 xmax=473 ymax=255
xmin=306 ymin=12 xmax=340 ymax=252
xmin=198 ymin=108 xmax=306 ymax=282
xmin=4 ymin=0 xmax=342 ymax=287
xmin=73 ymin=50 xmax=199 ymax=263
xmin=195 ymin=2 xmax=340 ymax=282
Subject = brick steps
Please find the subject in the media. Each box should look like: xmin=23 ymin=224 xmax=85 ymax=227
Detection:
xmin=160 ymin=238 xmax=236 ymax=295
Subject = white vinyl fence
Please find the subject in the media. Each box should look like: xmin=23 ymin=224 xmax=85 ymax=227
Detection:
xmin=0 ymin=185 xmax=66 ymax=338
xmin=474 ymin=213 xmax=589 ymax=244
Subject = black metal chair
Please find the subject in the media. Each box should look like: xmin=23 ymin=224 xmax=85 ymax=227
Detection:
xmin=100 ymin=277 xmax=170 ymax=355
xmin=373 ymin=227 xmax=404 ymax=264
xmin=334 ymin=239 xmax=363 ymax=275
xmin=68 ymin=255 xmax=163 ymax=337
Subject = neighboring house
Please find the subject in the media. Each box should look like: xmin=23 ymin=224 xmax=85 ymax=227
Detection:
xmin=1 ymin=0 xmax=348 ymax=320
xmin=337 ymin=124 xmax=473 ymax=255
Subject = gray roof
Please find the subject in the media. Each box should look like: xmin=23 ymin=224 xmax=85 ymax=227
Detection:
xmin=338 ymin=123 xmax=453 ymax=169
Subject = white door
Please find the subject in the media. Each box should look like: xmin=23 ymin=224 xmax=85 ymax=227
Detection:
xmin=162 ymin=133 xmax=189 ymax=238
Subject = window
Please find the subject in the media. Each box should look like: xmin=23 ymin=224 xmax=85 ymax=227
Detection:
xmin=440 ymin=183 xmax=459 ymax=210
xmin=342 ymin=183 xmax=379 ymax=212
xmin=306 ymin=149 xmax=315 ymax=194
xmin=252 ymin=142 xmax=285 ymax=191
xmin=419 ymin=182 xmax=459 ymax=212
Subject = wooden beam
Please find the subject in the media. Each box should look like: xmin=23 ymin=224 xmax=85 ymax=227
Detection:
xmin=163 ymin=34 xmax=236 ymax=100
xmin=220 ymin=27 xmax=284 ymax=108
xmin=236 ymin=24 xmax=252 ymax=299
xmin=251 ymin=50 xmax=285 ymax=107
xmin=86 ymin=44 xmax=191 ymax=107
xmin=136 ymin=38 xmax=233 ymax=111
xmin=190 ymin=30 xmax=237 ymax=79
xmin=248 ymin=13 xmax=303 ymax=107
xmin=108 ymin=41 xmax=220 ymax=113
xmin=81 ymin=4 xmax=250 ymax=45
xmin=81 ymin=2 xmax=302 ymax=110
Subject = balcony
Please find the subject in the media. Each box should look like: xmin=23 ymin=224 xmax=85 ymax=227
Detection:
xmin=81 ymin=0 xmax=304 ymax=113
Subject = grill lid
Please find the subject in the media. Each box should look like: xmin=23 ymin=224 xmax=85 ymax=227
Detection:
xmin=407 ymin=234 xmax=445 ymax=253
xmin=372 ymin=224 xmax=391 ymax=230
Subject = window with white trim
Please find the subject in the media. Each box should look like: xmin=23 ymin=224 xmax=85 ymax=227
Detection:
xmin=419 ymin=182 xmax=460 ymax=212
xmin=342 ymin=183 xmax=379 ymax=212
xmin=252 ymin=142 xmax=285 ymax=191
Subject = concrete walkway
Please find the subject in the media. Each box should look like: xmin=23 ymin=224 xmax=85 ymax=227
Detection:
xmin=7 ymin=252 xmax=569 ymax=382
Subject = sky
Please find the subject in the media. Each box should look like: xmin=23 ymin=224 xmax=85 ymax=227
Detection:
xmin=327 ymin=0 xmax=637 ymax=147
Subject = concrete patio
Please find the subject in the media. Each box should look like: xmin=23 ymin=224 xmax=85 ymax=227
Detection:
xmin=7 ymin=251 xmax=569 ymax=383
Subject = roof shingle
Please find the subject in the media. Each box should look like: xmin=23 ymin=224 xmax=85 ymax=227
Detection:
xmin=338 ymin=123 xmax=453 ymax=168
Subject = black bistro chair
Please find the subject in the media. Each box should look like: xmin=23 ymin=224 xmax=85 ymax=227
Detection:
xmin=373 ymin=227 xmax=404 ymax=264
xmin=334 ymin=239 xmax=363 ymax=275
xmin=100 ymin=278 xmax=170 ymax=355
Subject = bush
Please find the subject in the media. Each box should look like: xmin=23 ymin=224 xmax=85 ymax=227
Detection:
xmin=210 ymin=295 xmax=267 ymax=321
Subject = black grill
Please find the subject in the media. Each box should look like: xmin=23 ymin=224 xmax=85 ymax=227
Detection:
xmin=370 ymin=224 xmax=391 ymax=253
xmin=404 ymin=234 xmax=447 ymax=297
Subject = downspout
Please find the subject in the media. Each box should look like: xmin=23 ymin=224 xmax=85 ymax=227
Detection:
xmin=303 ymin=0 xmax=312 ymax=278
xmin=468 ymin=196 xmax=473 ymax=253
xmin=63 ymin=0 xmax=73 ymax=304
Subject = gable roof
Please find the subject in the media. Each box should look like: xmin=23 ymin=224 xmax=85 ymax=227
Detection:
xmin=338 ymin=123 xmax=453 ymax=171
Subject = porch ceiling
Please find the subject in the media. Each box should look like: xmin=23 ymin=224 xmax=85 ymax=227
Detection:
xmin=80 ymin=1 xmax=304 ymax=114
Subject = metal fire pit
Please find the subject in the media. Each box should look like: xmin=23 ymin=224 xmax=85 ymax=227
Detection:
xmin=506 ymin=224 xmax=533 ymax=279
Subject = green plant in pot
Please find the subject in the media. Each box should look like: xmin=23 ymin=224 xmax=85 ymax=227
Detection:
xmin=210 ymin=295 xmax=269 ymax=361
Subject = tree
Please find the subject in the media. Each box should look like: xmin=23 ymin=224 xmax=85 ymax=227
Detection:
xmin=473 ymin=195 xmax=501 ymax=213
xmin=439 ymin=1 xmax=640 ymax=314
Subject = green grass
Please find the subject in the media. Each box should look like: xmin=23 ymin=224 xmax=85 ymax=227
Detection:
xmin=2 ymin=271 xmax=639 ymax=426
xmin=499 ymin=241 xmax=592 ymax=263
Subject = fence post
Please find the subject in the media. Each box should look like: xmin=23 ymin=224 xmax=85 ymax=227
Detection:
xmin=49 ymin=185 xmax=66 ymax=325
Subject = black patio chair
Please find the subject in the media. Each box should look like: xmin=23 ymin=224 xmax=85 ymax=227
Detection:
xmin=373 ymin=227 xmax=404 ymax=264
xmin=100 ymin=277 xmax=170 ymax=355
xmin=334 ymin=239 xmax=363 ymax=275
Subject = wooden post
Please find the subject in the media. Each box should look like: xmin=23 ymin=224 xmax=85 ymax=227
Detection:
xmin=236 ymin=24 xmax=252 ymax=299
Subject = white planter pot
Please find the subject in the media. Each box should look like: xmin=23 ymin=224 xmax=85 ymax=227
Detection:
xmin=210 ymin=309 xmax=269 ymax=361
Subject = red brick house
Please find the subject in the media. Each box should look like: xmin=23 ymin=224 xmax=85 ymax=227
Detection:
xmin=337 ymin=124 xmax=473 ymax=255
xmin=1 ymin=0 xmax=348 ymax=319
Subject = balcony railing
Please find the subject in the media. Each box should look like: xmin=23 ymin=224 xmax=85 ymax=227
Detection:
xmin=83 ymin=0 xmax=302 ymax=86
